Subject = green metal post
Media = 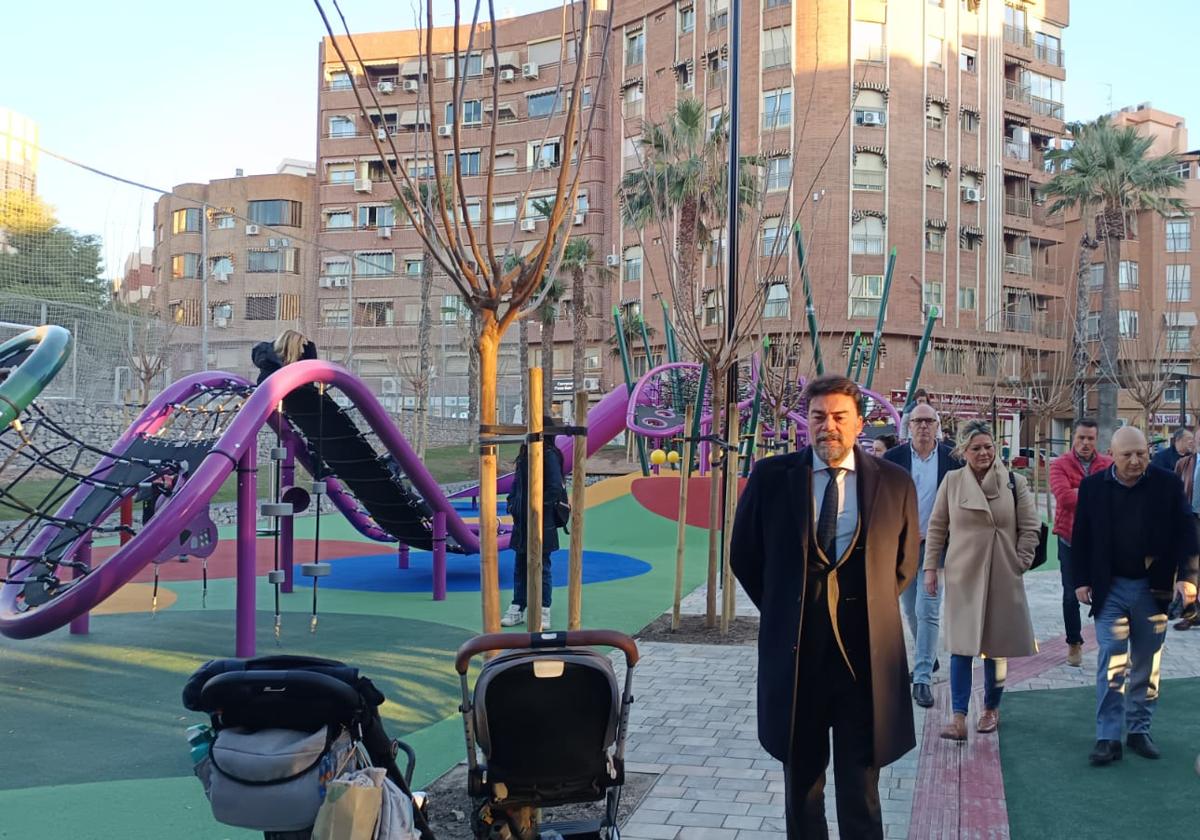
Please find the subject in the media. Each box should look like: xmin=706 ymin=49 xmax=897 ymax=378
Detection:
xmin=905 ymin=306 xmax=940 ymax=411
xmin=690 ymin=364 xmax=709 ymax=473
xmin=742 ymin=349 xmax=765 ymax=476
xmin=863 ymin=246 xmax=897 ymax=391
xmin=845 ymin=331 xmax=862 ymax=379
xmin=792 ymin=221 xmax=825 ymax=375
xmin=613 ymin=306 xmax=650 ymax=475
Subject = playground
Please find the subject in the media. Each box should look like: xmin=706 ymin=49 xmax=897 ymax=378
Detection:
xmin=2 ymin=323 xmax=1198 ymax=840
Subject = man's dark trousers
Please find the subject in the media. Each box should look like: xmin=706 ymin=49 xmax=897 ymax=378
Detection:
xmin=785 ymin=544 xmax=881 ymax=839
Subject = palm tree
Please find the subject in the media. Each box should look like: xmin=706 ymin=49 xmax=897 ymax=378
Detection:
xmin=1044 ymin=117 xmax=1185 ymax=443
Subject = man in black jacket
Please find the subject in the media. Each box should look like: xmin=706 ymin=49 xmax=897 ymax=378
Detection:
xmin=731 ymin=375 xmax=920 ymax=839
xmin=1073 ymin=426 xmax=1198 ymax=766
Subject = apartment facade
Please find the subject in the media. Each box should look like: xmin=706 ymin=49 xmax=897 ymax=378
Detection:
xmin=0 ymin=108 xmax=37 ymax=197
xmin=151 ymin=165 xmax=317 ymax=382
xmin=315 ymin=0 xmax=1069 ymax=431
xmin=1063 ymin=105 xmax=1200 ymax=429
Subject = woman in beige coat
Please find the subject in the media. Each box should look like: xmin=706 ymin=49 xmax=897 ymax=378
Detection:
xmin=924 ymin=420 xmax=1040 ymax=741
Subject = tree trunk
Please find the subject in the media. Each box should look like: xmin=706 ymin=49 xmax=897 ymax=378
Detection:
xmin=478 ymin=315 xmax=502 ymax=633
xmin=518 ymin=318 xmax=529 ymax=424
xmin=468 ymin=310 xmax=481 ymax=451
xmin=677 ymin=196 xmax=699 ymax=317
xmin=1097 ymin=230 xmax=1121 ymax=447
xmin=541 ymin=315 xmax=556 ymax=416
xmin=416 ymin=254 xmax=433 ymax=460
xmin=705 ymin=366 xmax=723 ymax=628
xmin=1073 ymin=233 xmax=1098 ymax=419
xmin=572 ymin=266 xmax=586 ymax=422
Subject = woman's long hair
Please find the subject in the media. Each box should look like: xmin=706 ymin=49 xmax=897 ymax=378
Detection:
xmin=274 ymin=329 xmax=309 ymax=365
xmin=953 ymin=419 xmax=993 ymax=461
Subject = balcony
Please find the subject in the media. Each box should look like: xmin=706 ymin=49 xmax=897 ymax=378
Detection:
xmin=1005 ymin=195 xmax=1032 ymax=217
xmin=1003 ymin=25 xmax=1032 ymax=48
xmin=851 ymin=235 xmax=885 ymax=255
xmin=1035 ymin=264 xmax=1064 ymax=285
xmin=1004 ymin=80 xmax=1032 ymax=107
xmin=1005 ymin=312 xmax=1066 ymax=338
xmin=1004 ymin=253 xmax=1033 ymax=275
xmin=1004 ymin=139 xmax=1031 ymax=162
xmin=1035 ymin=42 xmax=1065 ymax=67
xmin=1031 ymin=96 xmax=1065 ymax=121
xmin=852 ymin=169 xmax=885 ymax=191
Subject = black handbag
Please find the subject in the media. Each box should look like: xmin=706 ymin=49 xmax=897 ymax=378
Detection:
xmin=1009 ymin=472 xmax=1049 ymax=570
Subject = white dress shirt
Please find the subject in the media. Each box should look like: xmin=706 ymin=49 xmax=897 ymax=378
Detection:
xmin=812 ymin=448 xmax=859 ymax=562
xmin=911 ymin=445 xmax=939 ymax=538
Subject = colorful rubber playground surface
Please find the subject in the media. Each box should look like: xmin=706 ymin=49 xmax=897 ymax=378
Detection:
xmin=3 ymin=473 xmax=1200 ymax=839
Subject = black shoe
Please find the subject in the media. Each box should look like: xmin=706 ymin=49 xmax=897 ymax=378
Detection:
xmin=1126 ymin=733 xmax=1160 ymax=760
xmin=933 ymin=658 xmax=941 ymax=674
xmin=912 ymin=683 xmax=934 ymax=708
xmin=1174 ymin=618 xmax=1194 ymax=631
xmin=1089 ymin=739 xmax=1123 ymax=766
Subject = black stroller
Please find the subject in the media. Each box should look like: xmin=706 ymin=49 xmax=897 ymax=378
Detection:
xmin=455 ymin=630 xmax=640 ymax=840
xmin=183 ymin=655 xmax=435 ymax=840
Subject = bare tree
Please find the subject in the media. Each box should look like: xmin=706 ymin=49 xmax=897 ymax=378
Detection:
xmin=125 ymin=315 xmax=177 ymax=406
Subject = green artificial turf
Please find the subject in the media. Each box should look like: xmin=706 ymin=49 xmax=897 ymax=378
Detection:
xmin=1001 ymin=677 xmax=1200 ymax=838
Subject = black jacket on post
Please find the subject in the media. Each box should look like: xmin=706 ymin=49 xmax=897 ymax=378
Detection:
xmin=508 ymin=444 xmax=566 ymax=555
xmin=1071 ymin=464 xmax=1200 ymax=614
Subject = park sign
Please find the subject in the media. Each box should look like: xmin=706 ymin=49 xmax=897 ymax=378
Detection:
xmin=889 ymin=390 xmax=1029 ymax=416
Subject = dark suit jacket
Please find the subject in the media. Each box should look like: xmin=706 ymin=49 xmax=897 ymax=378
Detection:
xmin=882 ymin=441 xmax=962 ymax=488
xmin=1071 ymin=464 xmax=1199 ymax=614
xmin=730 ymin=445 xmax=920 ymax=768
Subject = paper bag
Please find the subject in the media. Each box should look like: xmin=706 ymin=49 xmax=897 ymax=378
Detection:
xmin=312 ymin=768 xmax=384 ymax=840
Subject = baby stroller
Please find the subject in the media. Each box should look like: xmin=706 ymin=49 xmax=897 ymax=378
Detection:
xmin=455 ymin=629 xmax=639 ymax=840
xmin=182 ymin=654 xmax=435 ymax=840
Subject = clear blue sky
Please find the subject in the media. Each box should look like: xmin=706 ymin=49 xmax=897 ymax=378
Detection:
xmin=1 ymin=0 xmax=1195 ymax=278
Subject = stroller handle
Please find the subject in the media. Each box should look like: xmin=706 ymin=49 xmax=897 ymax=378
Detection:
xmin=455 ymin=629 xmax=640 ymax=673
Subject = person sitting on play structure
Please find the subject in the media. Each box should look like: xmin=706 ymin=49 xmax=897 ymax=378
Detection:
xmin=501 ymin=425 xmax=568 ymax=628
xmin=251 ymin=329 xmax=317 ymax=385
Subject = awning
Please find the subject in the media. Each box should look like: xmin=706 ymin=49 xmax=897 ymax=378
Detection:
xmin=400 ymin=59 xmax=431 ymax=76
xmin=1005 ymin=54 xmax=1030 ymax=66
xmin=1002 ymin=226 xmax=1028 ymax=236
xmin=398 ymin=109 xmax=431 ymax=126
xmin=362 ymin=59 xmax=400 ymax=69
xmin=1003 ymin=168 xmax=1030 ymax=179
xmin=484 ymin=51 xmax=520 ymax=69
xmin=1166 ymin=312 xmax=1199 ymax=327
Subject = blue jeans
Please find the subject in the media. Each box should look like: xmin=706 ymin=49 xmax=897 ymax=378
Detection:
xmin=1058 ymin=538 xmax=1084 ymax=645
xmin=950 ymin=655 xmax=1005 ymax=715
xmin=512 ymin=550 xmax=553 ymax=609
xmin=1094 ymin=576 xmax=1168 ymax=740
xmin=901 ymin=542 xmax=943 ymax=685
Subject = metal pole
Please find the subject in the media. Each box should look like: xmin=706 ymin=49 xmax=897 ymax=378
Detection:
xmin=235 ymin=447 xmax=257 ymax=657
xmin=792 ymin=221 xmax=825 ymax=375
xmin=432 ymin=511 xmax=447 ymax=601
xmin=568 ymin=390 xmax=587 ymax=630
xmin=69 ymin=536 xmax=91 ymax=635
xmin=280 ymin=437 xmax=296 ymax=594
xmin=905 ymin=307 xmax=940 ymax=411
xmin=724 ymin=0 xmax=742 ymax=411
xmin=863 ymin=247 xmax=897 ymax=391
xmin=200 ymin=205 xmax=209 ymax=370
xmin=846 ymin=331 xmax=862 ymax=378
xmin=613 ymin=307 xmax=650 ymax=475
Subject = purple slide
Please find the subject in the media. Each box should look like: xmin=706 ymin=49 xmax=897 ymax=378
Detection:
xmin=0 ymin=361 xmax=633 ymax=640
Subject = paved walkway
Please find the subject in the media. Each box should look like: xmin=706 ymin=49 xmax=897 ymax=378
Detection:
xmin=616 ymin=573 xmax=1200 ymax=839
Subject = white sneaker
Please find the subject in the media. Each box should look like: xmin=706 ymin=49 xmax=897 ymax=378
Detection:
xmin=541 ymin=607 xmax=551 ymax=629
xmin=500 ymin=604 xmax=525 ymax=627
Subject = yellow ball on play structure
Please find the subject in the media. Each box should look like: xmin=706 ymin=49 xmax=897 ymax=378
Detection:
xmin=650 ymin=449 xmax=667 ymax=465
xmin=666 ymin=450 xmax=680 ymax=464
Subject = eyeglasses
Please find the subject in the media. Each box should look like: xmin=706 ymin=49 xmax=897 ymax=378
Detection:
xmin=910 ymin=418 xmax=937 ymax=426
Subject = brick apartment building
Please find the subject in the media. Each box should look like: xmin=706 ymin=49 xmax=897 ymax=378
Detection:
xmin=151 ymin=162 xmax=317 ymax=382
xmin=313 ymin=0 xmax=1071 ymax=440
xmin=1062 ymin=104 xmax=1200 ymax=431
xmin=0 ymin=107 xmax=37 ymax=197
xmin=116 ymin=247 xmax=156 ymax=307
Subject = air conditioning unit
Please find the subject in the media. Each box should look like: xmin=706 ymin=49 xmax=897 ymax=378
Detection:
xmin=403 ymin=79 xmax=419 ymax=93
xmin=522 ymin=62 xmax=539 ymax=80
xmin=245 ymin=224 xmax=260 ymax=235
xmin=499 ymin=68 xmax=515 ymax=82
xmin=319 ymin=276 xmax=334 ymax=288
xmin=535 ymin=158 xmax=552 ymax=170
xmin=962 ymin=186 xmax=981 ymax=203
xmin=354 ymin=178 xmax=372 ymax=193
xmin=381 ymin=377 xmax=399 ymax=395
xmin=378 ymin=226 xmax=392 ymax=239
xmin=520 ymin=218 xmax=537 ymax=232
xmin=331 ymin=277 xmax=349 ymax=288
xmin=861 ymin=110 xmax=883 ymax=126
xmin=377 ymin=80 xmax=395 ymax=94
xmin=605 ymin=254 xmax=620 ymax=267
xmin=213 ymin=317 xmax=229 ymax=328
xmin=583 ymin=376 xmax=600 ymax=391
xmin=376 ymin=128 xmax=388 ymax=141
xmin=438 ymin=124 xmax=453 ymax=137
xmin=573 ymin=213 xmax=585 ymax=225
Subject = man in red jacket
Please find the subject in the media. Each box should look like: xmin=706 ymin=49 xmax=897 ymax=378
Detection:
xmin=1050 ymin=418 xmax=1113 ymax=666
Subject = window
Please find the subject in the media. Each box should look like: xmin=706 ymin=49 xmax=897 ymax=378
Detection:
xmin=247 ymin=248 xmax=298 ymax=273
xmin=494 ymin=150 xmax=517 ymax=173
xmin=762 ymin=88 xmax=792 ymax=130
xmin=248 ymin=200 xmax=302 ymax=227
xmin=761 ymin=217 xmax=786 ymax=257
xmin=209 ymin=256 xmax=233 ymax=278
xmin=401 ymin=304 xmax=421 ymax=324
xmin=404 ymin=257 xmax=424 ymax=276
xmin=704 ymin=290 xmax=723 ymax=326
xmin=329 ymin=116 xmax=356 ymax=138
xmin=926 ymin=101 xmax=945 ymax=130
xmin=354 ymin=251 xmax=395 ymax=276
xmin=762 ymin=26 xmax=791 ymax=70
xmin=445 ymin=99 xmax=482 ymax=125
xmin=925 ymin=227 xmax=945 ymax=253
xmin=764 ymin=283 xmax=789 ymax=318
xmin=1119 ymin=310 xmax=1139 ymax=338
xmin=1088 ymin=263 xmax=1104 ymax=289
xmin=676 ymin=61 xmax=693 ymax=90
xmin=1034 ymin=31 xmax=1063 ymax=66
xmin=623 ymin=246 xmax=643 ymax=282
xmin=626 ymin=30 xmax=645 ymax=66
xmin=212 ymin=212 xmax=236 ymax=229
xmin=623 ymin=84 xmax=644 ymax=119
xmin=765 ymin=0 xmax=789 ymax=7
xmin=926 ymin=36 xmax=943 ymax=68
xmin=493 ymin=199 xmax=518 ymax=221
xmin=1027 ymin=71 xmax=1064 ymax=119
xmin=245 ymin=294 xmax=279 ymax=321
xmin=444 ymin=53 xmax=483 ymax=78
xmin=926 ymin=165 xmax=946 ymax=189
xmin=1168 ymin=264 xmax=1192 ymax=302
xmin=328 ymin=70 xmax=352 ymax=90
xmin=1165 ymin=365 xmax=1189 ymax=403
xmin=526 ymin=37 xmax=565 ymax=66
xmin=441 ymin=295 xmax=467 ymax=322
xmin=528 ymin=138 xmax=562 ymax=169
xmin=172 ymin=208 xmax=201 ymax=234
xmin=527 ymin=88 xmax=562 ymax=119
xmin=707 ymin=108 xmax=724 ymax=139
xmin=446 ymin=150 xmax=482 ymax=176
xmin=707 ymin=51 xmax=728 ymax=89
xmin=854 ymin=152 xmax=885 ymax=191
xmin=709 ymin=0 xmax=728 ymax=29
xmin=358 ymin=205 xmax=396 ymax=229
xmin=960 ymin=48 xmax=977 ymax=73
xmin=321 ymin=301 xmax=350 ymax=327
xmin=976 ymin=350 xmax=1002 ymax=378
xmin=327 ymin=162 xmax=355 ymax=184
xmin=958 ymin=286 xmax=977 ymax=311
xmin=356 ymin=299 xmax=395 ymax=327
xmin=853 ymin=90 xmax=886 ymax=126
xmin=680 ymin=6 xmax=695 ymax=32
xmin=852 ymin=21 xmax=885 ymax=63
xmin=850 ymin=275 xmax=884 ymax=318
xmin=1167 ymin=219 xmax=1191 ymax=252
xmin=171 ymin=253 xmax=200 ymax=280
xmin=1168 ymin=328 xmax=1193 ymax=353
xmin=765 ymin=156 xmax=791 ymax=192
xmin=525 ymin=196 xmax=555 ymax=220
xmin=322 ymin=257 xmax=350 ymax=278
xmin=708 ymin=231 xmax=726 ymax=268
xmin=325 ymin=209 xmax=353 ymax=230
xmin=934 ymin=345 xmax=966 ymax=375
xmin=1084 ymin=313 xmax=1100 ymax=340
xmin=961 ymin=110 xmax=980 ymax=133
xmin=1119 ymin=260 xmax=1139 ymax=291
xmin=851 ymin=217 xmax=884 ymax=255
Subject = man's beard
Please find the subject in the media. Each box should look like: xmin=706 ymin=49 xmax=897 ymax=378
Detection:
xmin=816 ymin=435 xmax=849 ymax=464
